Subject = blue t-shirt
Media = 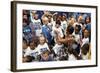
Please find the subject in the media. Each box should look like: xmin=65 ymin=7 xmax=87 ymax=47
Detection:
xmin=85 ymin=23 xmax=91 ymax=31
xmin=23 ymin=25 xmax=33 ymax=42
xmin=42 ymin=25 xmax=52 ymax=44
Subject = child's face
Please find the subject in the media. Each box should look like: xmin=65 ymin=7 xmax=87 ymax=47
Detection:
xmin=48 ymin=16 xmax=52 ymax=22
xmin=30 ymin=42 xmax=35 ymax=50
xmin=78 ymin=15 xmax=83 ymax=23
xmin=41 ymin=52 xmax=49 ymax=61
xmin=39 ymin=37 xmax=46 ymax=45
xmin=70 ymin=17 xmax=75 ymax=25
xmin=84 ymin=30 xmax=89 ymax=38
xmin=67 ymin=35 xmax=74 ymax=45
xmin=34 ymin=14 xmax=38 ymax=20
xmin=86 ymin=17 xmax=90 ymax=23
xmin=42 ymin=17 xmax=49 ymax=25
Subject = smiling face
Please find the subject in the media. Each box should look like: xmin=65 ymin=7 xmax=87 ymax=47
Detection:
xmin=39 ymin=36 xmax=46 ymax=45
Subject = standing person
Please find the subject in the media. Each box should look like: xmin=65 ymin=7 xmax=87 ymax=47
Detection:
xmin=30 ymin=11 xmax=42 ymax=37
xmin=81 ymin=29 xmax=90 ymax=47
xmin=85 ymin=16 xmax=91 ymax=31
xmin=85 ymin=16 xmax=91 ymax=42
xmin=52 ymin=20 xmax=65 ymax=60
xmin=23 ymin=14 xmax=33 ymax=43
xmin=36 ymin=35 xmax=53 ymax=61
xmin=61 ymin=15 xmax=68 ymax=35
xmin=36 ymin=35 xmax=50 ymax=55
xmin=42 ymin=16 xmax=53 ymax=45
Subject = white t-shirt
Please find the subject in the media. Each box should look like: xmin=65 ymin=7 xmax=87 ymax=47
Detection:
xmin=53 ymin=44 xmax=64 ymax=54
xmin=36 ymin=43 xmax=50 ymax=55
xmin=32 ymin=19 xmax=42 ymax=37
xmin=48 ymin=22 xmax=53 ymax=30
xmin=23 ymin=47 xmax=31 ymax=57
xmin=52 ymin=27 xmax=64 ymax=38
xmin=81 ymin=37 xmax=89 ymax=47
xmin=73 ymin=32 xmax=80 ymax=43
xmin=61 ymin=20 xmax=67 ymax=35
xmin=32 ymin=19 xmax=41 ymax=25
xmin=23 ymin=47 xmax=39 ymax=58
xmin=68 ymin=54 xmax=77 ymax=61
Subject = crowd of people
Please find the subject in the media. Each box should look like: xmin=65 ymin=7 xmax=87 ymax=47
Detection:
xmin=22 ymin=10 xmax=91 ymax=62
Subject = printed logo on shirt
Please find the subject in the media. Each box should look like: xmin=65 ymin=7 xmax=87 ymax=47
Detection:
xmin=31 ymin=51 xmax=39 ymax=57
xmin=40 ymin=48 xmax=48 ymax=53
xmin=33 ymin=23 xmax=41 ymax=30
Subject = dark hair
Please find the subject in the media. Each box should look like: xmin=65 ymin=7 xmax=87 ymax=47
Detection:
xmin=75 ymin=25 xmax=81 ymax=32
xmin=85 ymin=16 xmax=91 ymax=24
xmin=56 ymin=20 xmax=61 ymax=25
xmin=66 ymin=25 xmax=74 ymax=34
xmin=68 ymin=47 xmax=81 ymax=60
xmin=81 ymin=44 xmax=89 ymax=55
xmin=23 ymin=13 xmax=30 ymax=25
xmin=25 ymin=55 xmax=34 ymax=62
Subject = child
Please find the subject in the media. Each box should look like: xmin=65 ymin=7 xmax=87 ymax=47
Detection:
xmin=81 ymin=29 xmax=89 ymax=47
xmin=61 ymin=15 xmax=68 ymax=35
xmin=36 ymin=35 xmax=50 ymax=55
xmin=68 ymin=47 xmax=81 ymax=61
xmin=23 ymin=38 xmax=29 ymax=57
xmin=23 ymin=55 xmax=33 ymax=63
xmin=23 ymin=38 xmax=28 ymax=51
xmin=73 ymin=25 xmax=81 ymax=44
xmin=85 ymin=16 xmax=91 ymax=42
xmin=52 ymin=20 xmax=64 ymax=42
xmin=36 ymin=35 xmax=53 ymax=61
xmin=42 ymin=16 xmax=53 ymax=45
xmin=23 ymin=38 xmax=34 ymax=62
xmin=52 ymin=20 xmax=66 ymax=60
xmin=23 ymin=40 xmax=39 ymax=61
xmin=67 ymin=47 xmax=77 ymax=60
xmin=30 ymin=12 xmax=42 ymax=37
xmin=40 ymin=50 xmax=53 ymax=61
xmin=85 ymin=16 xmax=91 ymax=31
xmin=27 ymin=41 xmax=39 ymax=61
xmin=81 ymin=44 xmax=90 ymax=60
xmin=23 ymin=22 xmax=33 ymax=43
xmin=30 ymin=11 xmax=41 ymax=25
